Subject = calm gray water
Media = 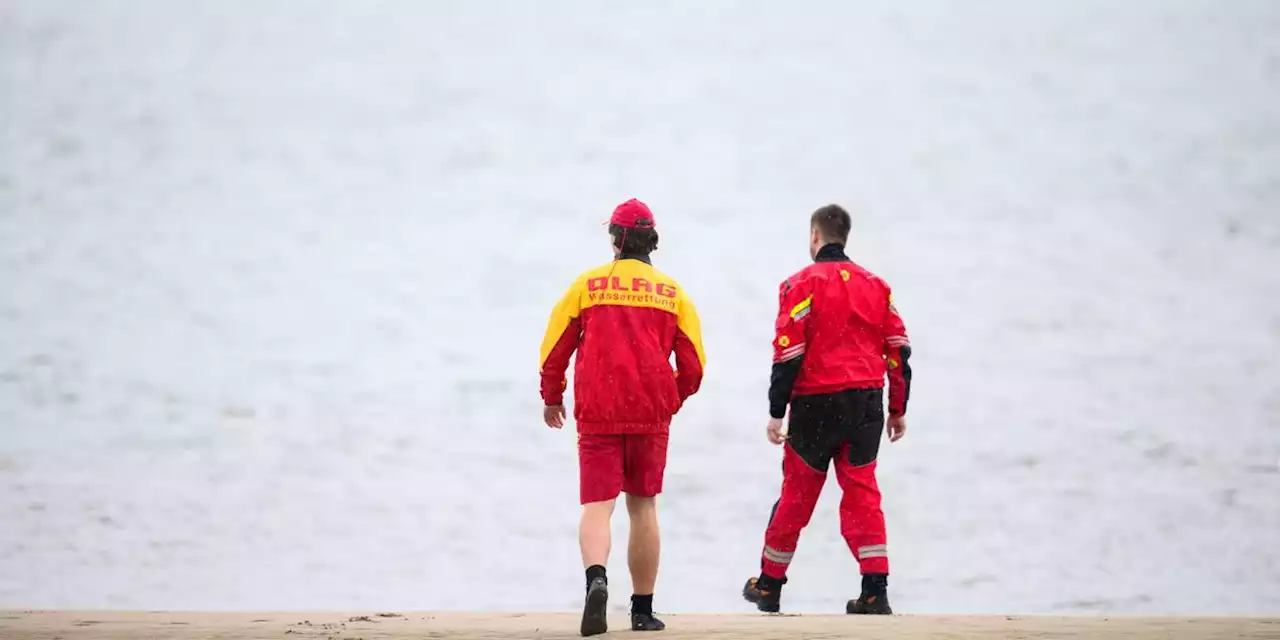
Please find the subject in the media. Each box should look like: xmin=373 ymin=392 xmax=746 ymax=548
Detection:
xmin=1 ymin=0 xmax=1278 ymax=614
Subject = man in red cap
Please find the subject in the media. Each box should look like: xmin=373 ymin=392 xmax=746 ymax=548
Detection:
xmin=741 ymin=204 xmax=911 ymax=615
xmin=539 ymin=198 xmax=705 ymax=636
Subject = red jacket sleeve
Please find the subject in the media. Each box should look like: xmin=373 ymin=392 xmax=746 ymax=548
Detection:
xmin=539 ymin=279 xmax=584 ymax=406
xmin=673 ymin=292 xmax=705 ymax=403
xmin=773 ymin=278 xmax=812 ymax=363
xmin=768 ymin=277 xmax=812 ymax=418
xmin=882 ymin=289 xmax=912 ymax=417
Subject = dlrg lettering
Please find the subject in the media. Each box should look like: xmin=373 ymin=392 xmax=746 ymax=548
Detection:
xmin=587 ymin=276 xmax=677 ymax=298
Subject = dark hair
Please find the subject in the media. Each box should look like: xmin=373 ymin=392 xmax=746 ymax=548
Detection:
xmin=810 ymin=204 xmax=851 ymax=244
xmin=609 ymin=223 xmax=659 ymax=255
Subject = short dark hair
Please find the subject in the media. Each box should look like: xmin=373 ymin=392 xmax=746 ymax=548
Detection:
xmin=810 ymin=204 xmax=851 ymax=244
xmin=609 ymin=223 xmax=659 ymax=255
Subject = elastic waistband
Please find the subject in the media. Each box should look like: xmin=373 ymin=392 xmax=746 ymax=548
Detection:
xmin=577 ymin=420 xmax=670 ymax=435
xmin=793 ymin=381 xmax=884 ymax=397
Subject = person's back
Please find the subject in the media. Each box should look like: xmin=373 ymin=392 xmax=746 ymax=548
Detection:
xmin=539 ymin=199 xmax=704 ymax=636
xmin=544 ymin=258 xmax=699 ymax=434
xmin=785 ymin=257 xmax=902 ymax=398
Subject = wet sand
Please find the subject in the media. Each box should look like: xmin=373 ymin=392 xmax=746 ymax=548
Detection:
xmin=1 ymin=611 xmax=1276 ymax=639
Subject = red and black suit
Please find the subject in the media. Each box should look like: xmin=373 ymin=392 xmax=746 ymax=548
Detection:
xmin=758 ymin=243 xmax=912 ymax=579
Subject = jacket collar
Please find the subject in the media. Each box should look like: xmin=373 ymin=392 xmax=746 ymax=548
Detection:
xmin=814 ymin=243 xmax=850 ymax=263
xmin=617 ymin=253 xmax=653 ymax=265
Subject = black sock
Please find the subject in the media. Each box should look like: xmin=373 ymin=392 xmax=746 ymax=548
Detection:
xmin=631 ymin=594 xmax=653 ymax=615
xmin=585 ymin=565 xmax=607 ymax=590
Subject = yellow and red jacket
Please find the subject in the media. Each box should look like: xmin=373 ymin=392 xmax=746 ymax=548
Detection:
xmin=539 ymin=255 xmax=705 ymax=435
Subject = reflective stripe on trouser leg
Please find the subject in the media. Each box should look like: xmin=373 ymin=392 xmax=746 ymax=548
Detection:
xmin=762 ymin=546 xmax=794 ymax=564
xmin=857 ymin=544 xmax=888 ymax=559
xmin=835 ymin=451 xmax=889 ymax=574
xmin=760 ymin=443 xmax=828 ymax=579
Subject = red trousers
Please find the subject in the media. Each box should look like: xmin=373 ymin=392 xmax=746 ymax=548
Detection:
xmin=759 ymin=389 xmax=889 ymax=578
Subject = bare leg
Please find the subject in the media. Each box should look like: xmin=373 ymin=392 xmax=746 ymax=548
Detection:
xmin=625 ymin=494 xmax=660 ymax=595
xmin=580 ymin=499 xmax=616 ymax=568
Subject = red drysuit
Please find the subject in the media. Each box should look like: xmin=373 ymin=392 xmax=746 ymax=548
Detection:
xmin=760 ymin=243 xmax=911 ymax=579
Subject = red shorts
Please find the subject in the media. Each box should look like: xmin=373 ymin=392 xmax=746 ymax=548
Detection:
xmin=577 ymin=432 xmax=670 ymax=505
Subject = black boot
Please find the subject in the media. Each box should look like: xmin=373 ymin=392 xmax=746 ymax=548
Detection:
xmin=846 ymin=573 xmax=892 ymax=615
xmin=630 ymin=594 xmax=665 ymax=631
xmin=630 ymin=611 xmax=665 ymax=631
xmin=581 ymin=576 xmax=609 ymax=636
xmin=742 ymin=575 xmax=785 ymax=613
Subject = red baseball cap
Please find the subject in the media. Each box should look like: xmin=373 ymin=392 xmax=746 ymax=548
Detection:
xmin=609 ymin=199 xmax=656 ymax=229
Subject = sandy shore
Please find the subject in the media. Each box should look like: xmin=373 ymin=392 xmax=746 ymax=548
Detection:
xmin=1 ymin=611 xmax=1277 ymax=639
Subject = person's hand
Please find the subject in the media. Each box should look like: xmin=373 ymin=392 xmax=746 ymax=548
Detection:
xmin=544 ymin=405 xmax=566 ymax=429
xmin=767 ymin=417 xmax=787 ymax=445
xmin=887 ymin=415 xmax=907 ymax=442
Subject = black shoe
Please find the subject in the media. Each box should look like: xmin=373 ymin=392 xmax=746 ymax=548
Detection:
xmin=846 ymin=573 xmax=892 ymax=615
xmin=631 ymin=611 xmax=665 ymax=631
xmin=742 ymin=575 xmax=784 ymax=613
xmin=581 ymin=577 xmax=609 ymax=636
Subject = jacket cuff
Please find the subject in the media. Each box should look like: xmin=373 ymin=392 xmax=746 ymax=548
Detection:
xmin=541 ymin=388 xmax=564 ymax=407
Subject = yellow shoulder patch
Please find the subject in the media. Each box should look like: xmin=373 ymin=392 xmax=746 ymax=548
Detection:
xmin=778 ymin=335 xmax=791 ymax=348
xmin=789 ymin=296 xmax=812 ymax=319
xmin=840 ymin=269 xmax=851 ymax=281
